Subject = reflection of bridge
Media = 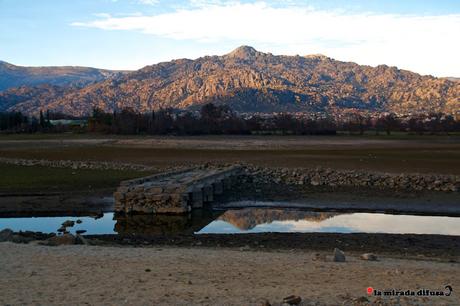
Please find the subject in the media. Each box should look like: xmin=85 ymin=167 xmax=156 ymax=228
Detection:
xmin=114 ymin=166 xmax=242 ymax=214
xmin=114 ymin=209 xmax=220 ymax=235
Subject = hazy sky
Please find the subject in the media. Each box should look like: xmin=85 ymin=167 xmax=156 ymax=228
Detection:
xmin=1 ymin=0 xmax=459 ymax=77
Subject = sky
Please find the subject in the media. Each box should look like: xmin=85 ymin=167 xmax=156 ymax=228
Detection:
xmin=0 ymin=0 xmax=459 ymax=77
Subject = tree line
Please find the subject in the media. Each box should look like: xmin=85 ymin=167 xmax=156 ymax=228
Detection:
xmin=1 ymin=103 xmax=460 ymax=135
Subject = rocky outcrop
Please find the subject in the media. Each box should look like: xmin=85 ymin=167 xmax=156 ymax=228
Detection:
xmin=3 ymin=46 xmax=459 ymax=116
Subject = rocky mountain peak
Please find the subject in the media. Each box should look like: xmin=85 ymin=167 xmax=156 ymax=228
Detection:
xmin=225 ymin=46 xmax=261 ymax=60
xmin=304 ymin=54 xmax=329 ymax=60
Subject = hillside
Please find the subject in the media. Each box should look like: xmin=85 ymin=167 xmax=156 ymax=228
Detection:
xmin=0 ymin=60 xmax=124 ymax=91
xmin=1 ymin=46 xmax=459 ymax=116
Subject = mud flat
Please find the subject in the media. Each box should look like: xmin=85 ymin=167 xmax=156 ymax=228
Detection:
xmin=0 ymin=242 xmax=458 ymax=305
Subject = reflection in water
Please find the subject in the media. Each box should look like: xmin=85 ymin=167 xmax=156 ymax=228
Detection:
xmin=0 ymin=210 xmax=219 ymax=236
xmin=115 ymin=210 xmax=218 ymax=235
xmin=198 ymin=208 xmax=460 ymax=235
xmin=0 ymin=213 xmax=117 ymax=235
xmin=218 ymin=209 xmax=338 ymax=230
xmin=1 ymin=208 xmax=460 ymax=236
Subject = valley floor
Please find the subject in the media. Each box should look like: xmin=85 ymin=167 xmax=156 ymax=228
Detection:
xmin=0 ymin=243 xmax=458 ymax=306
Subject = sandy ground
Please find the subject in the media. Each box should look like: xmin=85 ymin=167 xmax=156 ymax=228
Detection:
xmin=0 ymin=243 xmax=458 ymax=306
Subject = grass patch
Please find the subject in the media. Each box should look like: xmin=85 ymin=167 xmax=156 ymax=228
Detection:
xmin=0 ymin=163 xmax=152 ymax=194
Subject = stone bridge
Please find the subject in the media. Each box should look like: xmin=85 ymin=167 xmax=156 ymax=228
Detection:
xmin=114 ymin=166 xmax=242 ymax=214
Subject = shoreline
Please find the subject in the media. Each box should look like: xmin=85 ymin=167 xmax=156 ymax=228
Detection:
xmin=1 ymin=242 xmax=458 ymax=305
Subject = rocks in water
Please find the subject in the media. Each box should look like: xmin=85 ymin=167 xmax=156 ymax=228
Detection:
xmin=76 ymin=219 xmax=83 ymax=224
xmin=61 ymin=220 xmax=75 ymax=228
xmin=57 ymin=227 xmax=67 ymax=233
xmin=333 ymin=248 xmax=346 ymax=262
xmin=0 ymin=228 xmax=14 ymax=242
xmin=43 ymin=234 xmax=76 ymax=246
xmin=360 ymin=253 xmax=378 ymax=261
xmin=282 ymin=295 xmax=302 ymax=305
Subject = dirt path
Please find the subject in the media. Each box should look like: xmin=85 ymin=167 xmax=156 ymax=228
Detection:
xmin=0 ymin=243 xmax=458 ymax=305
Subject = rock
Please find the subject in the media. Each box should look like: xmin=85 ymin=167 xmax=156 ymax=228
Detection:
xmin=76 ymin=219 xmax=83 ymax=224
xmin=0 ymin=228 xmax=14 ymax=242
xmin=283 ymin=295 xmax=302 ymax=305
xmin=333 ymin=248 xmax=346 ymax=262
xmin=75 ymin=234 xmax=88 ymax=245
xmin=354 ymin=296 xmax=369 ymax=304
xmin=258 ymin=298 xmax=271 ymax=306
xmin=61 ymin=220 xmax=75 ymax=228
xmin=239 ymin=245 xmax=251 ymax=251
xmin=76 ymin=230 xmax=87 ymax=235
xmin=360 ymin=253 xmax=378 ymax=261
xmin=43 ymin=234 xmax=76 ymax=246
xmin=57 ymin=227 xmax=67 ymax=233
xmin=10 ymin=234 xmax=34 ymax=244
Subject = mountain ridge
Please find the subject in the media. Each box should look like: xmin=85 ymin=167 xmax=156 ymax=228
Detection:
xmin=0 ymin=60 xmax=127 ymax=91
xmin=1 ymin=46 xmax=459 ymax=116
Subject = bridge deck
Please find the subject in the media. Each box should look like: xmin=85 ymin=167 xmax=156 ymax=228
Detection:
xmin=114 ymin=166 xmax=242 ymax=214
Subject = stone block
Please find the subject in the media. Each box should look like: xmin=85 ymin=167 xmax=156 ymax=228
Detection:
xmin=212 ymin=181 xmax=224 ymax=195
xmin=203 ymin=185 xmax=214 ymax=202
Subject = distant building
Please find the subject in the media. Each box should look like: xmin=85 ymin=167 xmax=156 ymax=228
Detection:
xmin=49 ymin=119 xmax=87 ymax=127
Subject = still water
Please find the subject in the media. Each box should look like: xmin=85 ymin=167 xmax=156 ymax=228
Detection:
xmin=1 ymin=208 xmax=460 ymax=236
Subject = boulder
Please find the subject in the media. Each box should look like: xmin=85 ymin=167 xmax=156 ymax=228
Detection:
xmin=43 ymin=234 xmax=76 ymax=246
xmin=333 ymin=248 xmax=346 ymax=262
xmin=0 ymin=228 xmax=14 ymax=242
xmin=61 ymin=220 xmax=75 ymax=228
xmin=360 ymin=253 xmax=378 ymax=261
xmin=282 ymin=295 xmax=302 ymax=305
xmin=75 ymin=234 xmax=89 ymax=245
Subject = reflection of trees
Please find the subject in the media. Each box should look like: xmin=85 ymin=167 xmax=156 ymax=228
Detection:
xmin=218 ymin=209 xmax=339 ymax=230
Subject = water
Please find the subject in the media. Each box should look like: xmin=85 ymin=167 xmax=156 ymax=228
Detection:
xmin=1 ymin=208 xmax=460 ymax=236
xmin=0 ymin=214 xmax=117 ymax=235
xmin=197 ymin=209 xmax=460 ymax=235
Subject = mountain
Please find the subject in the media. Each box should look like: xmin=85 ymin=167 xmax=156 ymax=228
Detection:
xmin=0 ymin=60 xmax=125 ymax=91
xmin=1 ymin=46 xmax=459 ymax=116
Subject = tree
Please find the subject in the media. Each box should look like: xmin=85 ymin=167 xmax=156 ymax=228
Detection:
xmin=39 ymin=110 xmax=45 ymax=129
